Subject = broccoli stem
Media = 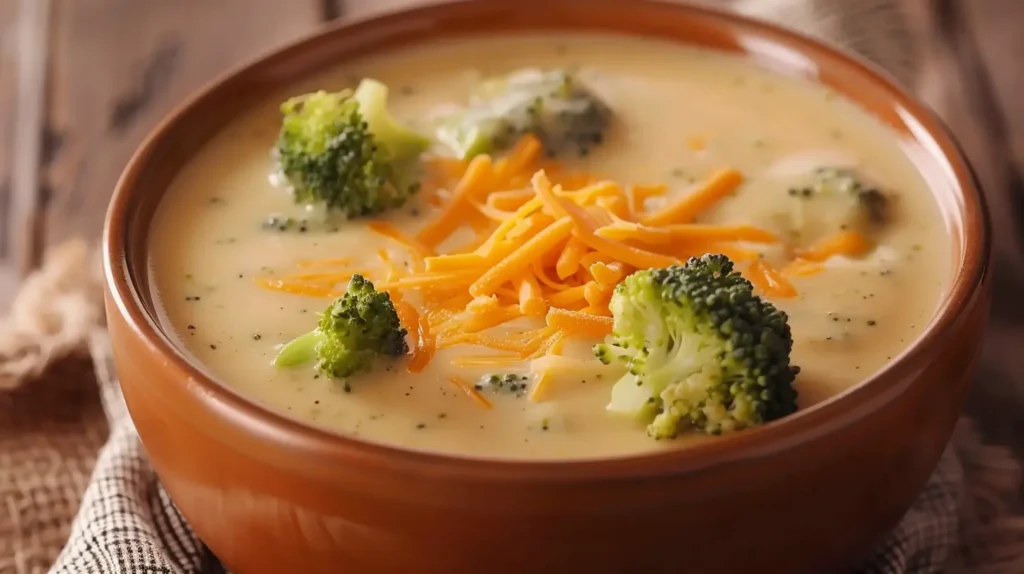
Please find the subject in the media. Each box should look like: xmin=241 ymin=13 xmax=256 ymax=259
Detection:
xmin=607 ymin=373 xmax=658 ymax=418
xmin=354 ymin=79 xmax=431 ymax=162
xmin=273 ymin=330 xmax=324 ymax=367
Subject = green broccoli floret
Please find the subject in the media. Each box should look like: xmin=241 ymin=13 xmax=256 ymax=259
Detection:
xmin=594 ymin=255 xmax=800 ymax=439
xmin=475 ymin=373 xmax=529 ymax=397
xmin=787 ymin=167 xmax=890 ymax=239
xmin=273 ymin=274 xmax=408 ymax=383
xmin=436 ymin=68 xmax=610 ymax=160
xmin=275 ymin=78 xmax=431 ymax=219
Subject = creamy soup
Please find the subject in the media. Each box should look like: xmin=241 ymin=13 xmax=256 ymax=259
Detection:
xmin=149 ymin=34 xmax=951 ymax=460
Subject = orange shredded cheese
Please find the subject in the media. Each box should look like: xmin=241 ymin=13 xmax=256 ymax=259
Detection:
xmin=532 ymin=171 xmax=679 ymax=269
xmin=408 ymin=313 xmax=435 ymax=372
xmin=378 ymin=270 xmax=479 ymax=291
xmin=253 ymin=276 xmax=338 ymax=298
xmin=522 ymin=330 xmax=564 ymax=360
xmin=470 ymin=217 xmax=574 ymax=297
xmin=629 ymin=184 xmax=668 ymax=213
xmin=417 ymin=154 xmax=496 ymax=248
xmin=424 ymin=253 xmax=487 ymax=273
xmin=556 ymin=237 xmax=588 ymax=280
xmin=781 ymin=258 xmax=826 ymax=277
xmin=745 ymin=259 xmax=798 ymax=299
xmin=589 ymin=261 xmax=625 ymax=287
xmin=450 ymin=355 xmax=521 ymax=367
xmin=583 ymin=281 xmax=613 ymax=308
xmin=517 ymin=275 xmax=547 ymax=318
xmin=367 ymin=221 xmax=434 ymax=258
xmin=448 ymin=375 xmax=493 ymax=409
xmin=261 ymin=146 xmax=837 ymax=384
xmin=795 ymin=231 xmax=872 ymax=262
xmin=546 ymin=307 xmax=614 ymax=338
xmin=641 ymin=168 xmax=744 ymax=226
xmin=497 ymin=133 xmax=543 ymax=180
xmin=596 ymin=195 xmax=631 ymax=220
xmin=547 ymin=285 xmax=587 ymax=308
xmin=462 ymin=304 xmax=523 ymax=333
xmin=598 ymin=222 xmax=777 ymax=245
xmin=295 ymin=257 xmax=352 ymax=268
xmin=580 ymin=304 xmax=612 ymax=317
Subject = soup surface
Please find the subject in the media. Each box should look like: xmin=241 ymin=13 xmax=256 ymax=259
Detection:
xmin=149 ymin=33 xmax=951 ymax=460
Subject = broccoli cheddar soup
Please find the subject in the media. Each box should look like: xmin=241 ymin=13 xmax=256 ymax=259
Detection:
xmin=149 ymin=34 xmax=951 ymax=460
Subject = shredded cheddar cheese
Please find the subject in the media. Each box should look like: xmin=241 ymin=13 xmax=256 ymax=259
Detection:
xmin=256 ymin=136 xmax=826 ymax=380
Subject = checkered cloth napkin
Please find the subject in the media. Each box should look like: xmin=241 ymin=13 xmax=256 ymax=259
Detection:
xmin=36 ymin=1 xmax=1002 ymax=572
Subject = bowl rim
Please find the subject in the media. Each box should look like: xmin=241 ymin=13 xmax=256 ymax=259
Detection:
xmin=104 ymin=0 xmax=990 ymax=482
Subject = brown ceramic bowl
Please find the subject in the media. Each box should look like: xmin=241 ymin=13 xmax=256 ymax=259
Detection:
xmin=103 ymin=1 xmax=991 ymax=573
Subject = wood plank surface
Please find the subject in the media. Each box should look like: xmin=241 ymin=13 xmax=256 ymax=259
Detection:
xmin=338 ymin=0 xmax=428 ymax=19
xmin=0 ymin=2 xmax=15 ymax=310
xmin=964 ymin=0 xmax=1024 ymax=172
xmin=3 ymin=0 xmax=1021 ymax=266
xmin=41 ymin=0 xmax=326 ymax=249
xmin=0 ymin=1 xmax=26 ymax=310
xmin=8 ymin=0 xmax=51 ymax=277
xmin=0 ymin=1 xmax=17 ymax=262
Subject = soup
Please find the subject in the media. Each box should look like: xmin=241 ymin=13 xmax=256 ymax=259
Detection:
xmin=149 ymin=33 xmax=951 ymax=460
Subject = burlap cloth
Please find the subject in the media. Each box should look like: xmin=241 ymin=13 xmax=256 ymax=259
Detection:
xmin=2 ymin=1 xmax=1024 ymax=572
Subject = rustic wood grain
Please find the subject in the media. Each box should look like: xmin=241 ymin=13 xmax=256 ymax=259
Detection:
xmin=963 ymin=0 xmax=1024 ymax=172
xmin=338 ymin=0 xmax=429 ymax=20
xmin=901 ymin=0 xmax=1024 ymax=455
xmin=0 ymin=2 xmax=16 ymax=255
xmin=41 ymin=0 xmax=327 ymax=249
xmin=0 ymin=1 xmax=18 ymax=309
xmin=8 ymin=0 xmax=51 ymax=277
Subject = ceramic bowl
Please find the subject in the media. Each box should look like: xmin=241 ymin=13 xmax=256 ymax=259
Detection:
xmin=103 ymin=1 xmax=991 ymax=572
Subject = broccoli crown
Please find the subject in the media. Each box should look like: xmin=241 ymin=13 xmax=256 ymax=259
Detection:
xmin=436 ymin=68 xmax=610 ymax=159
xmin=787 ymin=167 xmax=890 ymax=239
xmin=273 ymin=274 xmax=409 ymax=382
xmin=595 ymin=254 xmax=799 ymax=438
xmin=275 ymin=79 xmax=430 ymax=219
xmin=475 ymin=373 xmax=529 ymax=397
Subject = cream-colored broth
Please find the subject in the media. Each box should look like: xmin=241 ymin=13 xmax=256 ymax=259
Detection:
xmin=149 ymin=34 xmax=950 ymax=460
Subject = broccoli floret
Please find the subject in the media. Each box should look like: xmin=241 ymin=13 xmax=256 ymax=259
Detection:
xmin=273 ymin=274 xmax=408 ymax=382
xmin=787 ymin=167 xmax=890 ymax=239
xmin=436 ymin=68 xmax=610 ymax=159
xmin=594 ymin=255 xmax=799 ymax=438
xmin=475 ymin=373 xmax=529 ymax=397
xmin=275 ymin=78 xmax=431 ymax=219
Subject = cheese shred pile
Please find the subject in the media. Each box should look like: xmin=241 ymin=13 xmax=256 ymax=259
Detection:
xmin=256 ymin=134 xmax=872 ymax=402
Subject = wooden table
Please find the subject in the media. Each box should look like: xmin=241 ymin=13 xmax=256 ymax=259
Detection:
xmin=1 ymin=0 xmax=1023 ymax=444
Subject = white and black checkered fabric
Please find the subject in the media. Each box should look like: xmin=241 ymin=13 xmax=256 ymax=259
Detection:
xmin=49 ymin=419 xmax=224 ymax=574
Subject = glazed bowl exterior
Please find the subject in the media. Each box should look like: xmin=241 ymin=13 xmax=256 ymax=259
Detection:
xmin=103 ymin=1 xmax=991 ymax=573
